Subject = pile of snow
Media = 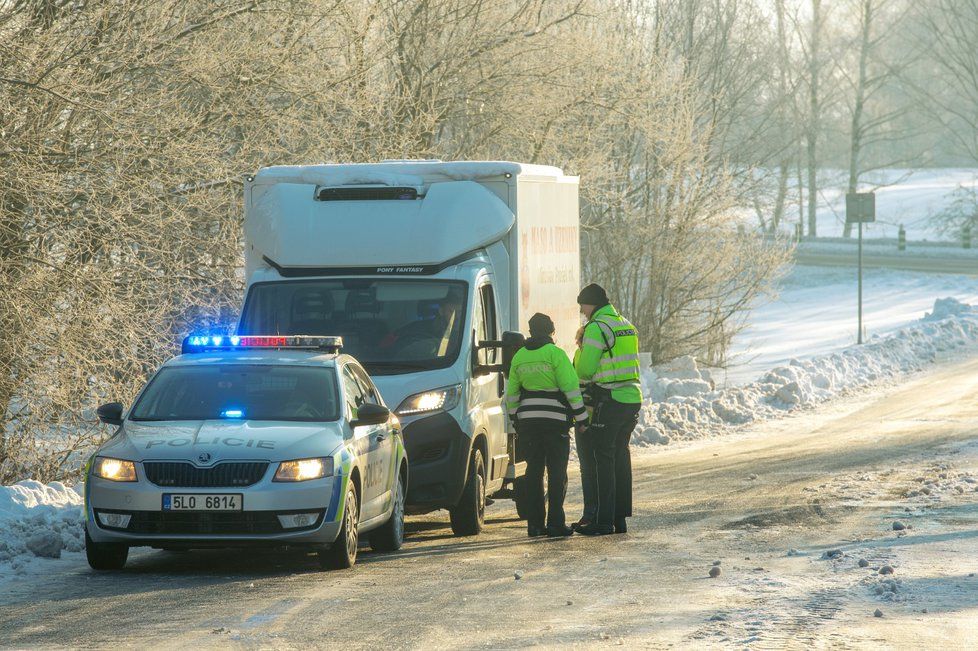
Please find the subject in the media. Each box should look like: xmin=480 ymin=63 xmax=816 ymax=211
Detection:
xmin=634 ymin=298 xmax=978 ymax=446
xmin=0 ymin=481 xmax=84 ymax=571
xmin=925 ymin=297 xmax=977 ymax=321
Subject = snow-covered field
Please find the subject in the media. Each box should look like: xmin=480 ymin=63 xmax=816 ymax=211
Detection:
xmin=634 ymin=296 xmax=978 ymax=447
xmin=774 ymin=168 xmax=978 ymax=241
xmin=725 ymin=265 xmax=978 ymax=385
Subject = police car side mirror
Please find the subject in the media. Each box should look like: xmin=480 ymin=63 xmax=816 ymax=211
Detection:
xmin=97 ymin=402 xmax=124 ymax=426
xmin=351 ymin=403 xmax=390 ymax=428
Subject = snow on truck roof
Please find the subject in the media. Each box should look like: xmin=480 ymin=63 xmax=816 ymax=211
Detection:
xmin=251 ymin=160 xmax=570 ymax=187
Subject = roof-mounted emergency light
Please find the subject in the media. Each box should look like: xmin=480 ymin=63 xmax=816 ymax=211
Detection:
xmin=181 ymin=334 xmax=343 ymax=355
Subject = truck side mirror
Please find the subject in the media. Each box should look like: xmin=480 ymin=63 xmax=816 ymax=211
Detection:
xmin=96 ymin=402 xmax=124 ymax=426
xmin=500 ymin=330 xmax=525 ymax=374
xmin=472 ymin=330 xmax=525 ymax=377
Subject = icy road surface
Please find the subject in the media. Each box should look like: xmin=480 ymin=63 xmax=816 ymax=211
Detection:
xmin=4 ymin=357 xmax=978 ymax=648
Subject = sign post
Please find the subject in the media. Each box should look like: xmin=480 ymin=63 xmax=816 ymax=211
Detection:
xmin=846 ymin=192 xmax=876 ymax=344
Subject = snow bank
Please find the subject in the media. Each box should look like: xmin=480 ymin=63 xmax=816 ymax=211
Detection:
xmin=634 ymin=298 xmax=978 ymax=446
xmin=0 ymin=481 xmax=84 ymax=571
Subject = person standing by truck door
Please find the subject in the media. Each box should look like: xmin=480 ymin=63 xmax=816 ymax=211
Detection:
xmin=574 ymin=283 xmax=643 ymax=536
xmin=506 ymin=313 xmax=589 ymax=537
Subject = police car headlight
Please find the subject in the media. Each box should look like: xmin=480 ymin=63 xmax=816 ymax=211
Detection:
xmin=395 ymin=384 xmax=462 ymax=416
xmin=92 ymin=457 xmax=137 ymax=482
xmin=273 ymin=457 xmax=333 ymax=482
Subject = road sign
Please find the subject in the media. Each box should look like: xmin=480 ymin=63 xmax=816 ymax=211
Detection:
xmin=846 ymin=192 xmax=876 ymax=224
xmin=845 ymin=192 xmax=876 ymax=345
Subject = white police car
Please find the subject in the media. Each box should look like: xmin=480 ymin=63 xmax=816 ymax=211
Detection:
xmin=85 ymin=335 xmax=407 ymax=570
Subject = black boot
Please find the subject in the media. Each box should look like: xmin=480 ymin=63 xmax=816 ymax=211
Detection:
xmin=546 ymin=525 xmax=574 ymax=537
xmin=614 ymin=518 xmax=627 ymax=534
xmin=571 ymin=519 xmax=591 ymax=533
xmin=577 ymin=522 xmax=614 ymax=536
xmin=527 ymin=525 xmax=547 ymax=537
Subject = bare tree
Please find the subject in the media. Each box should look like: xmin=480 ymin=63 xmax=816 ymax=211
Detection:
xmin=840 ymin=0 xmax=915 ymax=236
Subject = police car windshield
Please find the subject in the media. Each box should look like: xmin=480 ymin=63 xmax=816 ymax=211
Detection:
xmin=129 ymin=365 xmax=340 ymax=422
xmin=239 ymin=280 xmax=467 ymax=372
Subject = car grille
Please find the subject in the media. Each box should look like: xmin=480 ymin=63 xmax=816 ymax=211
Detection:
xmin=112 ymin=510 xmax=323 ymax=535
xmin=143 ymin=461 xmax=269 ymax=488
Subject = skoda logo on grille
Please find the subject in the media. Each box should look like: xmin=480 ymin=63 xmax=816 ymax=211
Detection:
xmin=197 ymin=452 xmax=212 ymax=465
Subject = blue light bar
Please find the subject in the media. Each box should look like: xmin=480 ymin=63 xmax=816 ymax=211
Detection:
xmin=221 ymin=409 xmax=244 ymax=419
xmin=181 ymin=334 xmax=343 ymax=355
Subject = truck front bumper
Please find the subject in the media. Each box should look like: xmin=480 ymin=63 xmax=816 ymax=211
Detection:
xmin=402 ymin=412 xmax=470 ymax=510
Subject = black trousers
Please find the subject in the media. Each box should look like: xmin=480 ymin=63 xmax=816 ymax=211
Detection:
xmin=575 ymin=428 xmax=597 ymax=522
xmin=589 ymin=400 xmax=640 ymax=527
xmin=522 ymin=422 xmax=571 ymax=530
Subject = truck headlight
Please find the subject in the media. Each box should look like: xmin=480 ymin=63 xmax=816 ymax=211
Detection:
xmin=92 ymin=457 xmax=137 ymax=482
xmin=274 ymin=457 xmax=333 ymax=482
xmin=395 ymin=384 xmax=462 ymax=416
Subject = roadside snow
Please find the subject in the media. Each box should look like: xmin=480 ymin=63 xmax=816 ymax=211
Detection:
xmin=634 ymin=298 xmax=978 ymax=446
xmin=723 ymin=266 xmax=978 ymax=386
xmin=0 ymin=481 xmax=84 ymax=575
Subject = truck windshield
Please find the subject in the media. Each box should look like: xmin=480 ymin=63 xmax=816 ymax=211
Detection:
xmin=129 ymin=365 xmax=340 ymax=422
xmin=239 ymin=280 xmax=468 ymax=372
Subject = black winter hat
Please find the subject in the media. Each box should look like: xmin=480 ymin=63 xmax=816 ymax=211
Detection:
xmin=528 ymin=313 xmax=555 ymax=337
xmin=577 ymin=283 xmax=609 ymax=306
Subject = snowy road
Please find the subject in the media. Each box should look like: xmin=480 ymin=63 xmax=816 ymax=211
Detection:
xmin=4 ymin=357 xmax=978 ymax=648
xmin=795 ymin=249 xmax=978 ymax=275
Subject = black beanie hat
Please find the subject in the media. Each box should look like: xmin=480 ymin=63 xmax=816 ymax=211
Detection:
xmin=577 ymin=283 xmax=609 ymax=306
xmin=528 ymin=313 xmax=555 ymax=337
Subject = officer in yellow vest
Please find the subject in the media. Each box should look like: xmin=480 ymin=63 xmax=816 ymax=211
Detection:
xmin=574 ymin=284 xmax=642 ymax=536
xmin=506 ymin=313 xmax=588 ymax=537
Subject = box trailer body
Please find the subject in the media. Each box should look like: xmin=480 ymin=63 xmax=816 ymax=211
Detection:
xmin=238 ymin=161 xmax=580 ymax=528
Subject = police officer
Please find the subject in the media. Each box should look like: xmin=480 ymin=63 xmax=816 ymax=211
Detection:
xmin=574 ymin=283 xmax=642 ymax=536
xmin=507 ymin=313 xmax=588 ymax=537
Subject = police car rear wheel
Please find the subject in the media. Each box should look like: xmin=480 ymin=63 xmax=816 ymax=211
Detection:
xmin=449 ymin=449 xmax=485 ymax=536
xmin=85 ymin=528 xmax=128 ymax=570
xmin=319 ymin=485 xmax=359 ymax=570
xmin=369 ymin=470 xmax=406 ymax=552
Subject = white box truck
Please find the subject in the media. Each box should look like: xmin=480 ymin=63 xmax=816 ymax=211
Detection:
xmin=238 ymin=161 xmax=580 ymax=535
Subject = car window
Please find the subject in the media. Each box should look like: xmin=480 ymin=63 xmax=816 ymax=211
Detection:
xmin=350 ymin=365 xmax=382 ymax=405
xmin=479 ymin=283 xmax=498 ymax=364
xmin=342 ymin=365 xmax=365 ymax=420
xmin=129 ymin=365 xmax=340 ymax=422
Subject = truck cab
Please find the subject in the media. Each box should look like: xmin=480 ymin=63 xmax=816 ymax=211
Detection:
xmin=238 ymin=161 xmax=580 ymax=535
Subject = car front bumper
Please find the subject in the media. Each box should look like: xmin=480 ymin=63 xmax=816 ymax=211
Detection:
xmin=86 ymin=470 xmax=345 ymax=547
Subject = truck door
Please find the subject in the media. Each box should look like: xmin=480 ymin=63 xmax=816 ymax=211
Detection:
xmin=474 ymin=282 xmax=507 ymax=481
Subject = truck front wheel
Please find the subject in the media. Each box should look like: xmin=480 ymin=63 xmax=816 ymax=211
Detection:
xmin=449 ymin=448 xmax=485 ymax=536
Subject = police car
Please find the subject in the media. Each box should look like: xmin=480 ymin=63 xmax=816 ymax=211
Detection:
xmin=84 ymin=335 xmax=407 ymax=571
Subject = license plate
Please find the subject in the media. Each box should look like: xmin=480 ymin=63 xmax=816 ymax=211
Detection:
xmin=162 ymin=494 xmax=242 ymax=511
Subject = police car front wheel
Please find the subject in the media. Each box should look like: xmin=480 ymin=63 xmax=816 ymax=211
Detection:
xmin=369 ymin=469 xmax=406 ymax=552
xmin=85 ymin=527 xmax=129 ymax=571
xmin=319 ymin=484 xmax=360 ymax=570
